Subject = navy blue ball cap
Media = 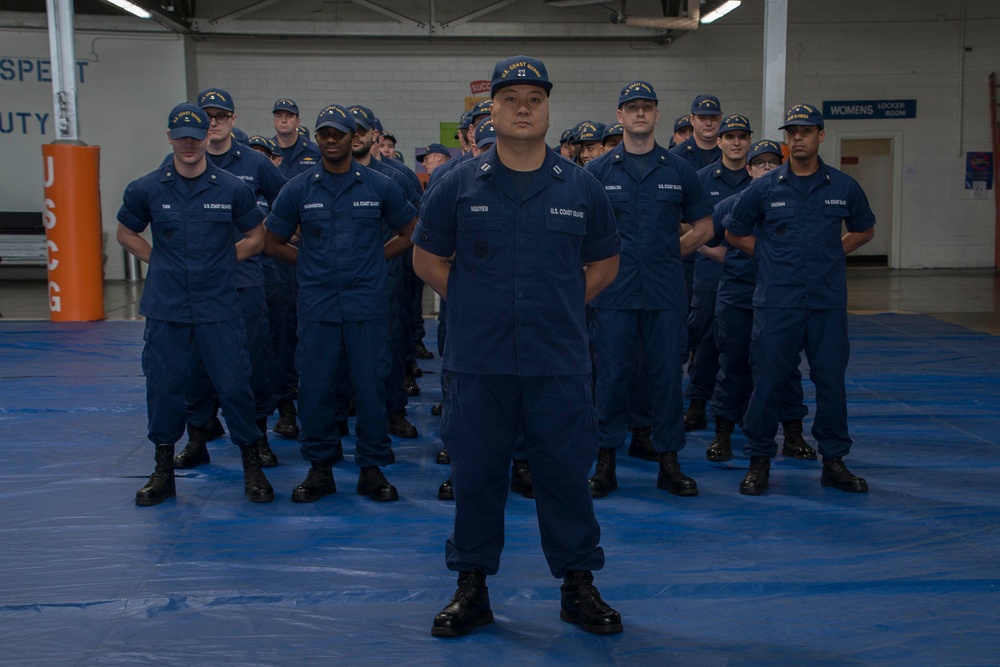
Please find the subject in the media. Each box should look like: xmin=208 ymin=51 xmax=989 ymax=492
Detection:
xmin=602 ymin=122 xmax=623 ymax=141
xmin=471 ymin=99 xmax=494 ymax=123
xmin=197 ymin=88 xmax=235 ymax=113
xmin=475 ymin=119 xmax=496 ymax=149
xmin=691 ymin=93 xmax=722 ymax=115
xmin=490 ymin=55 xmax=553 ymax=97
xmin=273 ymin=98 xmax=300 ymax=115
xmin=573 ymin=122 xmax=606 ymax=144
xmin=297 ymin=126 xmax=310 ymax=137
xmin=719 ymin=114 xmax=752 ymax=135
xmin=348 ymin=104 xmax=376 ymax=131
xmin=458 ymin=111 xmax=474 ymax=130
xmin=372 ymin=116 xmax=383 ymax=133
xmin=382 ymin=130 xmax=397 ymax=144
xmin=315 ymin=104 xmax=356 ymax=133
xmin=747 ymin=139 xmax=784 ymax=162
xmin=618 ymin=80 xmax=658 ymax=107
xmin=167 ymin=102 xmax=209 ymax=140
xmin=248 ymin=134 xmax=276 ymax=156
xmin=230 ymin=126 xmax=249 ymax=145
xmin=779 ymin=103 xmax=824 ymax=130
xmin=559 ymin=128 xmax=575 ymax=144
xmin=417 ymin=143 xmax=451 ymax=162
xmin=673 ymin=114 xmax=692 ymax=132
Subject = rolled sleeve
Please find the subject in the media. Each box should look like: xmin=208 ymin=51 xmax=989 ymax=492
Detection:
xmin=726 ymin=187 xmax=761 ymax=237
xmin=412 ymin=220 xmax=454 ymax=258
xmin=232 ymin=184 xmax=264 ymax=234
xmin=845 ymin=182 xmax=877 ymax=233
xmin=581 ymin=182 xmax=620 ymax=264
xmin=117 ymin=181 xmax=150 ymax=233
xmin=265 ymin=181 xmax=303 ymax=240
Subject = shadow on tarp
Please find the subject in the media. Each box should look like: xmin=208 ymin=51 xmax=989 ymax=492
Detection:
xmin=0 ymin=315 xmax=998 ymax=665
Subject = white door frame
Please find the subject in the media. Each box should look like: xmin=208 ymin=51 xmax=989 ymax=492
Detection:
xmin=826 ymin=130 xmax=904 ymax=269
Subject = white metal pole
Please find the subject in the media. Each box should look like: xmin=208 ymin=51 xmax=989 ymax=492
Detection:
xmin=762 ymin=0 xmax=788 ymax=142
xmin=45 ymin=0 xmax=79 ymax=142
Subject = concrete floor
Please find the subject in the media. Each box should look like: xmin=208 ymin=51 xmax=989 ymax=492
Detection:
xmin=1 ymin=267 xmax=998 ymax=335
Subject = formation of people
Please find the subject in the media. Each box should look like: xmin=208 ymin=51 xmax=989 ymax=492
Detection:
xmin=117 ymin=54 xmax=875 ymax=638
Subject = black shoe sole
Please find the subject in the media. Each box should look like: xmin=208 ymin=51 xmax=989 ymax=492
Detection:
xmin=656 ymin=480 xmax=699 ymax=496
xmin=291 ymin=486 xmax=336 ymax=503
xmin=510 ymin=483 xmax=534 ymax=499
xmin=246 ymin=491 xmax=275 ymax=503
xmin=358 ymin=486 xmax=400 ymax=502
xmin=174 ymin=455 xmax=210 ymax=469
xmin=706 ymin=449 xmax=732 ymax=462
xmin=431 ymin=611 xmax=494 ymax=637
xmin=821 ymin=478 xmax=869 ymax=493
xmin=388 ymin=429 xmax=419 ymax=439
xmin=272 ymin=427 xmax=299 ymax=439
xmin=436 ymin=451 xmax=451 ymax=465
xmin=135 ymin=493 xmax=175 ymax=507
xmin=739 ymin=484 xmax=767 ymax=496
xmin=588 ymin=479 xmax=618 ymax=499
xmin=437 ymin=489 xmax=454 ymax=501
xmin=559 ymin=610 xmax=623 ymax=634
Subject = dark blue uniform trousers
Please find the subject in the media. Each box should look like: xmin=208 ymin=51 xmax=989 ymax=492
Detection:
xmin=296 ymin=318 xmax=392 ymax=468
xmin=185 ymin=286 xmax=275 ymax=426
xmin=592 ymin=308 xmax=688 ymax=454
xmin=686 ymin=289 xmax=720 ymax=402
xmin=142 ymin=318 xmax=259 ymax=447
xmin=385 ymin=268 xmax=408 ymax=415
xmin=628 ymin=340 xmax=652 ymax=430
xmin=265 ymin=276 xmax=298 ymax=407
xmin=712 ymin=302 xmax=808 ymax=425
xmin=744 ymin=307 xmax=852 ymax=458
xmin=442 ymin=372 xmax=605 ymax=578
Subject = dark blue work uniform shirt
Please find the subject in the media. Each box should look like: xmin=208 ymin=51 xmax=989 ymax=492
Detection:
xmin=694 ymin=161 xmax=752 ymax=291
xmin=414 ymin=145 xmax=620 ymax=377
xmin=670 ymin=136 xmax=722 ymax=171
xmin=266 ymin=160 xmax=416 ymax=323
xmin=584 ymin=143 xmax=713 ymax=311
xmin=378 ymin=154 xmax=424 ymax=197
xmin=727 ymin=158 xmax=876 ymax=309
xmin=714 ymin=194 xmax=756 ymax=307
xmin=273 ymin=136 xmax=321 ymax=180
xmin=117 ymin=161 xmax=263 ymax=323
xmin=207 ymin=144 xmax=286 ymax=289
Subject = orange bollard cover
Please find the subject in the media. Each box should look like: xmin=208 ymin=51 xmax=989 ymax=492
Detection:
xmin=41 ymin=144 xmax=106 ymax=322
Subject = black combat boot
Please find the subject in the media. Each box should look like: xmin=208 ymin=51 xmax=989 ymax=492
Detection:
xmin=684 ymin=398 xmax=708 ymax=432
xmin=415 ymin=340 xmax=434 ymax=360
xmin=136 ymin=444 xmax=176 ymax=506
xmin=240 ymin=442 xmax=275 ymax=503
xmin=387 ymin=411 xmax=419 ymax=438
xmin=205 ymin=413 xmax=226 ymax=441
xmin=437 ymin=477 xmax=454 ymax=500
xmin=781 ymin=420 xmax=817 ymax=460
xmin=706 ymin=417 xmax=735 ymax=462
xmin=656 ymin=451 xmax=699 ymax=496
xmin=821 ymin=457 xmax=868 ymax=493
xmin=357 ymin=466 xmax=399 ymax=502
xmin=739 ymin=455 xmax=771 ymax=496
xmin=174 ymin=424 xmax=210 ymax=469
xmin=588 ymin=447 xmax=618 ymax=498
xmin=560 ymin=570 xmax=623 ymax=634
xmin=432 ymin=568 xmax=493 ymax=637
xmin=627 ymin=427 xmax=658 ymax=461
xmin=510 ymin=458 xmax=534 ymax=498
xmin=436 ymin=446 xmax=451 ymax=465
xmin=292 ymin=461 xmax=336 ymax=502
xmin=256 ymin=418 xmax=278 ymax=468
xmin=273 ymin=399 xmax=299 ymax=439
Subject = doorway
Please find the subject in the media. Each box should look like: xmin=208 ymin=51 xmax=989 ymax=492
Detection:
xmin=838 ymin=137 xmax=896 ymax=265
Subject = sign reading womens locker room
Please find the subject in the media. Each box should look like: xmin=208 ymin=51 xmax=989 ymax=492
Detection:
xmin=822 ymin=100 xmax=917 ymax=120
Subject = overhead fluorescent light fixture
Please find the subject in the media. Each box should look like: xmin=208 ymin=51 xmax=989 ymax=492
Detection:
xmin=103 ymin=0 xmax=153 ymax=19
xmin=700 ymin=0 xmax=741 ymax=24
xmin=545 ymin=0 xmax=605 ymax=6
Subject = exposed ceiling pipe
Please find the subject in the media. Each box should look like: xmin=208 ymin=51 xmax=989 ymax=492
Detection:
xmin=610 ymin=0 xmax=699 ymax=30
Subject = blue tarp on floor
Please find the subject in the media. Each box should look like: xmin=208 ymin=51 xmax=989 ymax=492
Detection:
xmin=0 ymin=314 xmax=998 ymax=665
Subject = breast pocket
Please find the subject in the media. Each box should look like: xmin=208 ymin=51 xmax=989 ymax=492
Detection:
xmin=823 ymin=205 xmax=850 ymax=223
xmin=300 ymin=208 xmax=332 ymax=250
xmin=544 ymin=212 xmax=586 ymax=275
xmin=351 ymin=206 xmax=383 ymax=248
xmin=151 ymin=211 xmax=182 ymax=243
xmin=456 ymin=215 xmax=504 ymax=269
xmin=763 ymin=206 xmax=796 ymax=239
xmin=605 ymin=190 xmax=630 ymax=217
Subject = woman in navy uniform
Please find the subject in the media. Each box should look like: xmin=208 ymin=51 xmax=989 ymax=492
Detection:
xmin=414 ymin=56 xmax=622 ymax=637
xmin=117 ymin=102 xmax=273 ymax=506
xmin=726 ymin=104 xmax=876 ymax=495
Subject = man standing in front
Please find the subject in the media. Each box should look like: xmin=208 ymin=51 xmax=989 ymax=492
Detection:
xmin=414 ymin=56 xmax=622 ymax=637
xmin=117 ymin=103 xmax=273 ymax=506
xmin=726 ymin=104 xmax=876 ymax=495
